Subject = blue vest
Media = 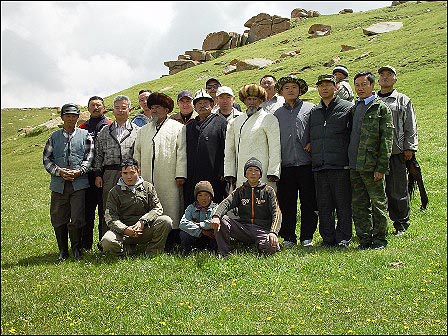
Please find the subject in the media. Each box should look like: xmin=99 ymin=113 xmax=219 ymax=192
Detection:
xmin=49 ymin=128 xmax=90 ymax=194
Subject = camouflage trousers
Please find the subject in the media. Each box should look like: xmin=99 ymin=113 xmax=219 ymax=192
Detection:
xmin=350 ymin=170 xmax=388 ymax=247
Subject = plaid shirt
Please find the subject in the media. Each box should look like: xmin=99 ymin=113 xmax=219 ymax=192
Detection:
xmin=43 ymin=128 xmax=94 ymax=176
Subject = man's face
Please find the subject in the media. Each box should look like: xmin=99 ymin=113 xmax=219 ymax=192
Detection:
xmin=61 ymin=113 xmax=79 ymax=129
xmin=138 ymin=92 xmax=151 ymax=112
xmin=317 ymin=81 xmax=336 ymax=100
xmin=178 ymin=96 xmax=194 ymax=115
xmin=245 ymin=166 xmax=261 ymax=184
xmin=243 ymin=96 xmax=263 ymax=110
xmin=206 ymin=81 xmax=220 ymax=99
xmin=121 ymin=165 xmax=139 ymax=186
xmin=217 ymin=93 xmax=234 ymax=113
xmin=354 ymin=75 xmax=374 ymax=99
xmin=194 ymin=98 xmax=213 ymax=119
xmin=260 ymin=76 xmax=276 ymax=96
xmin=113 ymin=100 xmax=130 ymax=124
xmin=196 ymin=191 xmax=212 ymax=208
xmin=88 ymin=99 xmax=105 ymax=118
xmin=280 ymin=83 xmax=300 ymax=100
xmin=333 ymin=71 xmax=346 ymax=83
xmin=378 ymin=70 xmax=397 ymax=88
xmin=150 ymin=105 xmax=169 ymax=122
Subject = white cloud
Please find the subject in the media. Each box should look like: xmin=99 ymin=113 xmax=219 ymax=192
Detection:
xmin=1 ymin=1 xmax=390 ymax=108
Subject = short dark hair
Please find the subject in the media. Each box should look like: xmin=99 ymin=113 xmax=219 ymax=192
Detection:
xmin=354 ymin=71 xmax=375 ymax=84
xmin=139 ymin=89 xmax=152 ymax=95
xmin=260 ymin=74 xmax=276 ymax=84
xmin=88 ymin=96 xmax=104 ymax=106
xmin=120 ymin=158 xmax=139 ymax=169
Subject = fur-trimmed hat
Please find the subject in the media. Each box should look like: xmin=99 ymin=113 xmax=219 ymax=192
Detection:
xmin=332 ymin=65 xmax=349 ymax=77
xmin=244 ymin=157 xmax=263 ymax=176
xmin=194 ymin=180 xmax=214 ymax=199
xmin=275 ymin=75 xmax=308 ymax=96
xmin=60 ymin=103 xmax=80 ymax=116
xmin=146 ymin=92 xmax=174 ymax=113
xmin=238 ymin=84 xmax=267 ymax=102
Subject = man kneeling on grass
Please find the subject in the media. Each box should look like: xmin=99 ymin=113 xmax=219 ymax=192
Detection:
xmin=100 ymin=159 xmax=172 ymax=256
xmin=210 ymin=157 xmax=282 ymax=257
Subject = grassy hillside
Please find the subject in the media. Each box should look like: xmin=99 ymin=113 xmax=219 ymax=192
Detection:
xmin=1 ymin=2 xmax=446 ymax=335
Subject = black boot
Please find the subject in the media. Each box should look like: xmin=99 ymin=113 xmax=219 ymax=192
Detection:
xmin=69 ymin=228 xmax=83 ymax=260
xmin=54 ymin=226 xmax=69 ymax=262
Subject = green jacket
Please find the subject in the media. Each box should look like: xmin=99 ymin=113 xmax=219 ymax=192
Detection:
xmin=350 ymin=97 xmax=394 ymax=174
xmin=105 ymin=179 xmax=164 ymax=234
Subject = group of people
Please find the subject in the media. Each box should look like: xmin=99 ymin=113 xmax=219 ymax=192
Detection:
xmin=43 ymin=63 xmax=419 ymax=261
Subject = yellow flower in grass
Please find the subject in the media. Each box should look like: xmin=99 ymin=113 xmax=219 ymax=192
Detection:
xmin=159 ymin=321 xmax=167 ymax=326
xmin=266 ymin=316 xmax=273 ymax=321
xmin=9 ymin=328 xmax=16 ymax=334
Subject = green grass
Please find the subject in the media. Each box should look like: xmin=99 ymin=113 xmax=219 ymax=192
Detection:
xmin=1 ymin=2 xmax=447 ymax=334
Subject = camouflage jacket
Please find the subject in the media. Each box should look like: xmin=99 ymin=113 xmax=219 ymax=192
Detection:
xmin=350 ymin=97 xmax=394 ymax=174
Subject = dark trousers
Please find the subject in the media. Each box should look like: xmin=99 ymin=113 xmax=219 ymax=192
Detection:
xmin=179 ymin=230 xmax=217 ymax=256
xmin=277 ymin=165 xmax=318 ymax=243
xmin=386 ymin=154 xmax=410 ymax=231
xmin=164 ymin=228 xmax=182 ymax=253
xmin=314 ymin=169 xmax=352 ymax=245
xmin=81 ymin=173 xmax=104 ymax=250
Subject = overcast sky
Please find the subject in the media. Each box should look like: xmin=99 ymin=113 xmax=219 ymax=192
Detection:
xmin=1 ymin=1 xmax=391 ymax=109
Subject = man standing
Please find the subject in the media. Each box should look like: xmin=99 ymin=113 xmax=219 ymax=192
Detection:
xmin=215 ymin=86 xmax=243 ymax=121
xmin=43 ymin=103 xmax=94 ymax=261
xmin=94 ymin=95 xmax=140 ymax=244
xmin=274 ymin=75 xmax=318 ymax=248
xmin=170 ymin=90 xmax=198 ymax=125
xmin=259 ymin=74 xmax=285 ymax=113
xmin=205 ymin=77 xmax=242 ymax=113
xmin=308 ymin=75 xmax=354 ymax=247
xmin=349 ymin=71 xmax=393 ymax=249
xmin=184 ymin=89 xmax=227 ymax=208
xmin=101 ymin=159 xmax=172 ymax=257
xmin=131 ymin=89 xmax=154 ymax=127
xmin=377 ymin=65 xmax=418 ymax=236
xmin=333 ymin=65 xmax=354 ymax=103
xmin=78 ymin=96 xmax=112 ymax=251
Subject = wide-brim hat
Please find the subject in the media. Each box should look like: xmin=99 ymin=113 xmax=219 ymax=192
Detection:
xmin=147 ymin=92 xmax=174 ymax=113
xmin=275 ymin=75 xmax=308 ymax=96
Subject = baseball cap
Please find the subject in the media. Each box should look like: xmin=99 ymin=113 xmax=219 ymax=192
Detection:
xmin=177 ymin=90 xmax=193 ymax=102
xmin=316 ymin=74 xmax=337 ymax=85
xmin=378 ymin=65 xmax=397 ymax=75
xmin=216 ymin=86 xmax=234 ymax=97
xmin=206 ymin=77 xmax=221 ymax=88
xmin=60 ymin=103 xmax=80 ymax=116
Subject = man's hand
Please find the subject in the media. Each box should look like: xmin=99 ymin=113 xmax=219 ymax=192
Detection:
xmin=373 ymin=171 xmax=384 ymax=181
xmin=210 ymin=217 xmax=221 ymax=231
xmin=267 ymin=175 xmax=279 ymax=182
xmin=201 ymin=229 xmax=215 ymax=238
xmin=124 ymin=223 xmax=144 ymax=238
xmin=404 ymin=150 xmax=413 ymax=161
xmin=268 ymin=232 xmax=278 ymax=247
xmin=304 ymin=143 xmax=311 ymax=153
xmin=60 ymin=168 xmax=76 ymax=181
xmin=95 ymin=176 xmax=103 ymax=188
xmin=176 ymin=178 xmax=186 ymax=187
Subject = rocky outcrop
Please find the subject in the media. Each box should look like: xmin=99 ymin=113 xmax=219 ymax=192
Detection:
xmin=363 ymin=22 xmax=403 ymax=35
xmin=308 ymin=24 xmax=332 ymax=38
xmin=244 ymin=13 xmax=290 ymax=43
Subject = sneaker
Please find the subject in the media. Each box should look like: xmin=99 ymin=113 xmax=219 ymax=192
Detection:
xmin=394 ymin=229 xmax=405 ymax=236
xmin=282 ymin=240 xmax=296 ymax=248
xmin=337 ymin=240 xmax=350 ymax=248
xmin=301 ymin=239 xmax=313 ymax=247
xmin=371 ymin=243 xmax=386 ymax=250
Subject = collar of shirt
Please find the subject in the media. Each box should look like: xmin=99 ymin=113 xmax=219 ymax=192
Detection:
xmin=357 ymin=92 xmax=377 ymax=105
xmin=62 ymin=128 xmax=78 ymax=138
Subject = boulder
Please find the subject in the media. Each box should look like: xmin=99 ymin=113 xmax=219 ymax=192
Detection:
xmin=363 ymin=22 xmax=403 ymax=35
xmin=202 ymin=31 xmax=231 ymax=51
xmin=236 ymin=58 xmax=273 ymax=71
xmin=308 ymin=24 xmax=332 ymax=37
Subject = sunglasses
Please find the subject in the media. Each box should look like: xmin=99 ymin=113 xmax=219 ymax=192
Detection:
xmin=206 ymin=84 xmax=220 ymax=90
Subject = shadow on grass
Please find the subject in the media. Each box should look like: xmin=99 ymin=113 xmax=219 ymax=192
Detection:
xmin=1 ymin=250 xmax=121 ymax=269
